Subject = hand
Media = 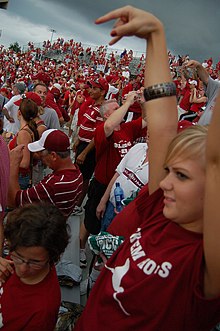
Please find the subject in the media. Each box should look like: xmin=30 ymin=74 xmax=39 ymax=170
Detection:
xmin=76 ymin=152 xmax=86 ymax=165
xmin=8 ymin=116 xmax=15 ymax=123
xmin=137 ymin=88 xmax=145 ymax=105
xmin=9 ymin=144 xmax=25 ymax=167
xmin=124 ymin=90 xmax=139 ymax=106
xmin=0 ymin=257 xmax=14 ymax=283
xmin=96 ymin=200 xmax=107 ymax=220
xmin=185 ymin=60 xmax=201 ymax=69
xmin=59 ymin=116 xmax=65 ymax=125
xmin=95 ymin=5 xmax=163 ymax=46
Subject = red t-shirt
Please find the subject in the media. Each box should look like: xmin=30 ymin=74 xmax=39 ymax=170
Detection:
xmin=45 ymin=92 xmax=62 ymax=119
xmin=75 ymin=188 xmax=220 ymax=331
xmin=94 ymin=117 xmax=143 ymax=186
xmin=78 ymin=104 xmax=103 ymax=143
xmin=15 ymin=167 xmax=83 ymax=218
xmin=0 ymin=267 xmax=60 ymax=331
xmin=179 ymin=87 xmax=191 ymax=111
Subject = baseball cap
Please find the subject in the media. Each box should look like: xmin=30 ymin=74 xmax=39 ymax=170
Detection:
xmin=53 ymin=83 xmax=61 ymax=91
xmin=14 ymin=82 xmax=26 ymax=94
xmin=28 ymin=129 xmax=70 ymax=153
xmin=188 ymin=79 xmax=198 ymax=86
xmin=32 ymin=72 xmax=50 ymax=85
xmin=14 ymin=91 xmax=42 ymax=107
xmin=88 ymin=78 xmax=109 ymax=94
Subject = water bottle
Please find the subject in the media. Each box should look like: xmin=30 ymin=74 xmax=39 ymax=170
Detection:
xmin=114 ymin=182 xmax=124 ymax=213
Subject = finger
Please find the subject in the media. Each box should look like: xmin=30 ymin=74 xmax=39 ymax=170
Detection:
xmin=6 ymin=261 xmax=14 ymax=273
xmin=95 ymin=7 xmax=130 ymax=25
xmin=109 ymin=35 xmax=122 ymax=46
xmin=99 ymin=252 xmax=108 ymax=264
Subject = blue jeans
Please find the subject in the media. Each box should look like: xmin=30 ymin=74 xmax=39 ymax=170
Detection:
xmin=101 ymin=201 xmax=116 ymax=232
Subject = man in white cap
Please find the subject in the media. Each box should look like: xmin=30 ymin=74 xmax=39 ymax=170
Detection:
xmin=7 ymin=129 xmax=83 ymax=218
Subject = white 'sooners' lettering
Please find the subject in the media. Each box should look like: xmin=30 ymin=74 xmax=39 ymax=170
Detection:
xmin=130 ymin=228 xmax=172 ymax=278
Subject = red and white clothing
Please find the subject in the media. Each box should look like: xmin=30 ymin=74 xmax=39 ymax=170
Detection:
xmin=109 ymin=143 xmax=148 ymax=206
xmin=3 ymin=95 xmax=21 ymax=134
xmin=0 ymin=266 xmax=60 ymax=331
xmin=15 ymin=167 xmax=83 ymax=218
xmin=78 ymin=104 xmax=103 ymax=143
xmin=75 ymin=188 xmax=220 ymax=331
xmin=94 ymin=117 xmax=143 ymax=186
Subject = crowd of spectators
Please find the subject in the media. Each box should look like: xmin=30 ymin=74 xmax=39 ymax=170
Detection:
xmin=0 ymin=25 xmax=220 ymax=330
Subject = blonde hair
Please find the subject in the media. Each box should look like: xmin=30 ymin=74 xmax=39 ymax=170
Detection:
xmin=165 ymin=125 xmax=208 ymax=169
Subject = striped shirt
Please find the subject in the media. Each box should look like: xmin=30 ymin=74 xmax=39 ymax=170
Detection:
xmin=15 ymin=167 xmax=83 ymax=218
xmin=78 ymin=104 xmax=103 ymax=143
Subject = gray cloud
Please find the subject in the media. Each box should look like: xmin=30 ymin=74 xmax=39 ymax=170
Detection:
xmin=1 ymin=0 xmax=219 ymax=63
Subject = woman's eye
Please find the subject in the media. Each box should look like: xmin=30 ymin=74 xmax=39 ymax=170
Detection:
xmin=164 ymin=166 xmax=169 ymax=173
xmin=176 ymin=172 xmax=188 ymax=180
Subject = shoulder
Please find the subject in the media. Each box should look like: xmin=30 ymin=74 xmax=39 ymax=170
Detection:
xmin=17 ymin=128 xmax=33 ymax=141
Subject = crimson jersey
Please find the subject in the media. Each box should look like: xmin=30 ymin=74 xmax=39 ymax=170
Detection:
xmin=78 ymin=104 xmax=103 ymax=143
xmin=15 ymin=167 xmax=83 ymax=218
xmin=94 ymin=117 xmax=143 ymax=186
xmin=0 ymin=267 xmax=60 ymax=331
xmin=75 ymin=188 xmax=220 ymax=331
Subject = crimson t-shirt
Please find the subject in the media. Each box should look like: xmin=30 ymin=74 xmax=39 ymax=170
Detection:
xmin=75 ymin=188 xmax=220 ymax=331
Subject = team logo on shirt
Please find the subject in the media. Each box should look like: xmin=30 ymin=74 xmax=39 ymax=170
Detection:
xmin=106 ymin=228 xmax=172 ymax=315
xmin=105 ymin=258 xmax=131 ymax=316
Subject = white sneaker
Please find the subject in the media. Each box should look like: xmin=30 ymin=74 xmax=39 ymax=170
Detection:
xmin=72 ymin=206 xmax=83 ymax=215
xmin=80 ymin=249 xmax=87 ymax=268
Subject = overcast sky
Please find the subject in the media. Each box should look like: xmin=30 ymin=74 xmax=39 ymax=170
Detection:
xmin=0 ymin=0 xmax=219 ymax=63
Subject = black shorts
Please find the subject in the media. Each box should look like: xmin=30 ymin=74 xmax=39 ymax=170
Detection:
xmin=84 ymin=178 xmax=107 ymax=235
xmin=75 ymin=141 xmax=96 ymax=180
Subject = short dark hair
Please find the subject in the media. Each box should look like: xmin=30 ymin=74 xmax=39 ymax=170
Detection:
xmin=46 ymin=150 xmax=71 ymax=159
xmin=4 ymin=203 xmax=70 ymax=265
xmin=33 ymin=82 xmax=48 ymax=91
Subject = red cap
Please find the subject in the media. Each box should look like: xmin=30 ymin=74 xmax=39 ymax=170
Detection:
xmin=50 ymin=87 xmax=60 ymax=97
xmin=28 ymin=129 xmax=70 ymax=152
xmin=31 ymin=72 xmax=51 ymax=85
xmin=14 ymin=92 xmax=42 ymax=107
xmin=88 ymin=78 xmax=109 ymax=94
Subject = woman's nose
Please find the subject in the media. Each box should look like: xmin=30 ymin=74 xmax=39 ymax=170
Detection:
xmin=160 ymin=173 xmax=173 ymax=191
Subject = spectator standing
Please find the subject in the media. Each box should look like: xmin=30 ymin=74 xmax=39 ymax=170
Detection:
xmin=2 ymin=82 xmax=26 ymax=136
xmin=7 ymin=129 xmax=83 ymax=218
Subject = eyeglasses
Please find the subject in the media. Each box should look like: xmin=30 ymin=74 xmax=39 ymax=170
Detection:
xmin=10 ymin=253 xmax=49 ymax=270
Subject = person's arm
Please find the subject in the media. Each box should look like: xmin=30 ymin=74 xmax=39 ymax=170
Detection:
xmin=7 ymin=145 xmax=24 ymax=208
xmin=96 ymin=172 xmax=119 ymax=219
xmin=203 ymin=92 xmax=220 ymax=298
xmin=185 ymin=60 xmax=209 ymax=85
xmin=96 ymin=6 xmax=177 ymax=194
xmin=16 ymin=130 xmax=32 ymax=169
xmin=104 ymin=91 xmax=138 ymax=137
xmin=2 ymin=107 xmax=15 ymax=123
xmin=76 ymin=138 xmax=95 ymax=165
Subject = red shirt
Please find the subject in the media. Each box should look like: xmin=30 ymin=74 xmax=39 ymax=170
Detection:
xmin=45 ymin=91 xmax=62 ymax=119
xmin=75 ymin=188 xmax=220 ymax=331
xmin=15 ymin=167 xmax=83 ymax=218
xmin=0 ymin=267 xmax=60 ymax=331
xmin=78 ymin=104 xmax=103 ymax=143
xmin=94 ymin=117 xmax=143 ymax=186
xmin=179 ymin=88 xmax=191 ymax=111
